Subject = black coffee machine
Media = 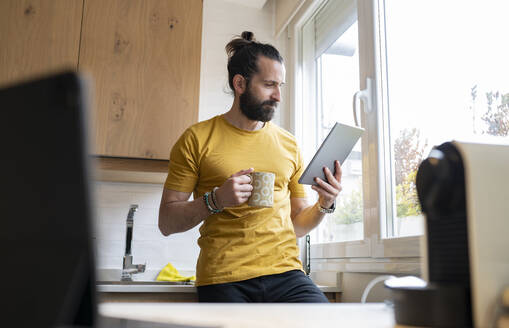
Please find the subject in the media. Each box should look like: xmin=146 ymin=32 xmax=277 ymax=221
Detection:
xmin=386 ymin=142 xmax=472 ymax=327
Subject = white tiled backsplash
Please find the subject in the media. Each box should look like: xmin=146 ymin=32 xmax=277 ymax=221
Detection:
xmin=92 ymin=181 xmax=200 ymax=275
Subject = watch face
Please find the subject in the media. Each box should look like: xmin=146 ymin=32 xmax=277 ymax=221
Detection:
xmin=318 ymin=201 xmax=335 ymax=213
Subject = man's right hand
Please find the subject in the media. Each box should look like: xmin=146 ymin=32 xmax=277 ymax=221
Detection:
xmin=214 ymin=168 xmax=255 ymax=208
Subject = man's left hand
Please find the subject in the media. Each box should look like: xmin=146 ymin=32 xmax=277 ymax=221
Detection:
xmin=311 ymin=160 xmax=342 ymax=209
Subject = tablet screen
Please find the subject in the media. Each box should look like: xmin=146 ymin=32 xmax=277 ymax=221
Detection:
xmin=298 ymin=122 xmax=364 ymax=185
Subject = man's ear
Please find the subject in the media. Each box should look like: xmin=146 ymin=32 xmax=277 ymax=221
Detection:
xmin=233 ymin=74 xmax=247 ymax=95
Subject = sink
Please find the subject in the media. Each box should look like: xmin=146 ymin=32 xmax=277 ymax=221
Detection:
xmin=96 ymin=280 xmax=193 ymax=286
xmin=95 ymin=268 xmax=195 ymax=286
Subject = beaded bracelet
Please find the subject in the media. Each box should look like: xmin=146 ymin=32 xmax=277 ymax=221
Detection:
xmin=203 ymin=192 xmax=221 ymax=214
xmin=211 ymin=187 xmax=223 ymax=211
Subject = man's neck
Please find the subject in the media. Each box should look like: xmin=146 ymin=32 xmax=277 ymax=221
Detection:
xmin=223 ymin=100 xmax=264 ymax=131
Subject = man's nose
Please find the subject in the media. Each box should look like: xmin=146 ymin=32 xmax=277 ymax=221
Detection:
xmin=271 ymin=87 xmax=281 ymax=102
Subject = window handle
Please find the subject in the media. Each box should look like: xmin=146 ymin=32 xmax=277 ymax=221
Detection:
xmin=352 ymin=77 xmax=374 ymax=126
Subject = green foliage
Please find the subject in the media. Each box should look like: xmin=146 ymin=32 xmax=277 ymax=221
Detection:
xmin=331 ymin=188 xmax=363 ymax=225
xmin=394 ymin=128 xmax=427 ymax=186
xmin=393 ymin=128 xmax=426 ymax=218
xmin=395 ymin=170 xmax=422 ymax=217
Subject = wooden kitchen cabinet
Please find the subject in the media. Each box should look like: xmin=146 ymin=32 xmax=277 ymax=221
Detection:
xmin=0 ymin=0 xmax=83 ymax=88
xmin=79 ymin=0 xmax=202 ymax=161
xmin=1 ymin=0 xmax=202 ymax=179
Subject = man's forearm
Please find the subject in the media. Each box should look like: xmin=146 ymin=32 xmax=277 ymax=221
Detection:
xmin=159 ymin=197 xmax=210 ymax=236
xmin=292 ymin=202 xmax=326 ymax=238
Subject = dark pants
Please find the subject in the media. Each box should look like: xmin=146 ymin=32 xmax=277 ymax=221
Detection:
xmin=196 ymin=269 xmax=329 ymax=303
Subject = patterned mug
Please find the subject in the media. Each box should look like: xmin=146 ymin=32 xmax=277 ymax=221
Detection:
xmin=247 ymin=171 xmax=275 ymax=208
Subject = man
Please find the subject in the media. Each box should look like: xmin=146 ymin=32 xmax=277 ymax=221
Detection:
xmin=158 ymin=31 xmax=342 ymax=302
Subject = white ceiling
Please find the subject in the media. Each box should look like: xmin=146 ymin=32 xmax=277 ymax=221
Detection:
xmin=221 ymin=0 xmax=268 ymax=9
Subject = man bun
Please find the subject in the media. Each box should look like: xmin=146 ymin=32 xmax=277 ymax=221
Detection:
xmin=225 ymin=31 xmax=256 ymax=59
xmin=241 ymin=31 xmax=255 ymax=42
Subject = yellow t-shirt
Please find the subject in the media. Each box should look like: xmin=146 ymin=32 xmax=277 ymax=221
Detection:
xmin=164 ymin=115 xmax=307 ymax=286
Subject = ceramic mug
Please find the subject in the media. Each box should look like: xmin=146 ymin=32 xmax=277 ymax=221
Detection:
xmin=247 ymin=171 xmax=275 ymax=208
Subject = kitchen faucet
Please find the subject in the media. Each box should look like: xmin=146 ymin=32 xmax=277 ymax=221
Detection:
xmin=121 ymin=204 xmax=146 ymax=281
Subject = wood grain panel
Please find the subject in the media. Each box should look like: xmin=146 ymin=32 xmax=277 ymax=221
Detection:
xmin=0 ymin=0 xmax=83 ymax=88
xmin=93 ymin=157 xmax=168 ymax=183
xmin=79 ymin=0 xmax=202 ymax=160
xmin=97 ymin=157 xmax=168 ymax=173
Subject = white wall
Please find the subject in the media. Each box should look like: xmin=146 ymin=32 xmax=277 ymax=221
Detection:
xmin=93 ymin=0 xmax=290 ymax=276
xmin=199 ymin=0 xmax=290 ymax=128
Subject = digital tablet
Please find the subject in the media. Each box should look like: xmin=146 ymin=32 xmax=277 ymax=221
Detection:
xmin=298 ymin=122 xmax=364 ymax=185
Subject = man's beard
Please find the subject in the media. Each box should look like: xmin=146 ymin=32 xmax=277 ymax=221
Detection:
xmin=239 ymin=87 xmax=277 ymax=122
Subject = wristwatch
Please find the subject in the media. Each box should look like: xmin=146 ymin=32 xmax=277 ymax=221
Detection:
xmin=318 ymin=200 xmax=336 ymax=214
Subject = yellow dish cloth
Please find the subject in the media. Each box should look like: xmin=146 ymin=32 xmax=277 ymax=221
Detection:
xmin=156 ymin=263 xmax=195 ymax=282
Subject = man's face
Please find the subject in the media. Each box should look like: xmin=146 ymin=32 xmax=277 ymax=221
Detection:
xmin=239 ymin=56 xmax=285 ymax=122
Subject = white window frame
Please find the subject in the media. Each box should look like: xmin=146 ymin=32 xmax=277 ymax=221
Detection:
xmin=287 ymin=0 xmax=422 ymax=274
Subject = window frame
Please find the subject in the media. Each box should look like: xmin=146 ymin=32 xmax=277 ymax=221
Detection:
xmin=288 ymin=0 xmax=422 ymax=270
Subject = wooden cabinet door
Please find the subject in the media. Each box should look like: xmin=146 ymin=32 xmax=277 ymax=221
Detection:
xmin=79 ymin=0 xmax=202 ymax=160
xmin=0 ymin=0 xmax=83 ymax=88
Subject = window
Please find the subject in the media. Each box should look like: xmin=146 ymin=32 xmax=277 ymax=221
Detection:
xmin=307 ymin=13 xmax=363 ymax=244
xmin=300 ymin=0 xmax=364 ymax=245
xmin=291 ymin=0 xmax=509 ymax=263
xmin=382 ymin=0 xmax=509 ymax=238
xmin=297 ymin=0 xmax=375 ymax=256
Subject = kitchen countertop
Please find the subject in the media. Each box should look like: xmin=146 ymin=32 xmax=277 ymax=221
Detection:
xmin=97 ymin=282 xmax=196 ymax=293
xmin=96 ymin=282 xmax=341 ymax=293
xmin=96 ymin=269 xmax=341 ymax=293
xmin=99 ymin=302 xmax=395 ymax=328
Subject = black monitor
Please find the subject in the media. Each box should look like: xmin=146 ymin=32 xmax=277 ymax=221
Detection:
xmin=0 ymin=71 xmax=213 ymax=328
xmin=0 ymin=72 xmax=97 ymax=327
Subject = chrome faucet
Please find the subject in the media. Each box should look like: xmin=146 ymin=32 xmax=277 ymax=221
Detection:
xmin=121 ymin=204 xmax=146 ymax=281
